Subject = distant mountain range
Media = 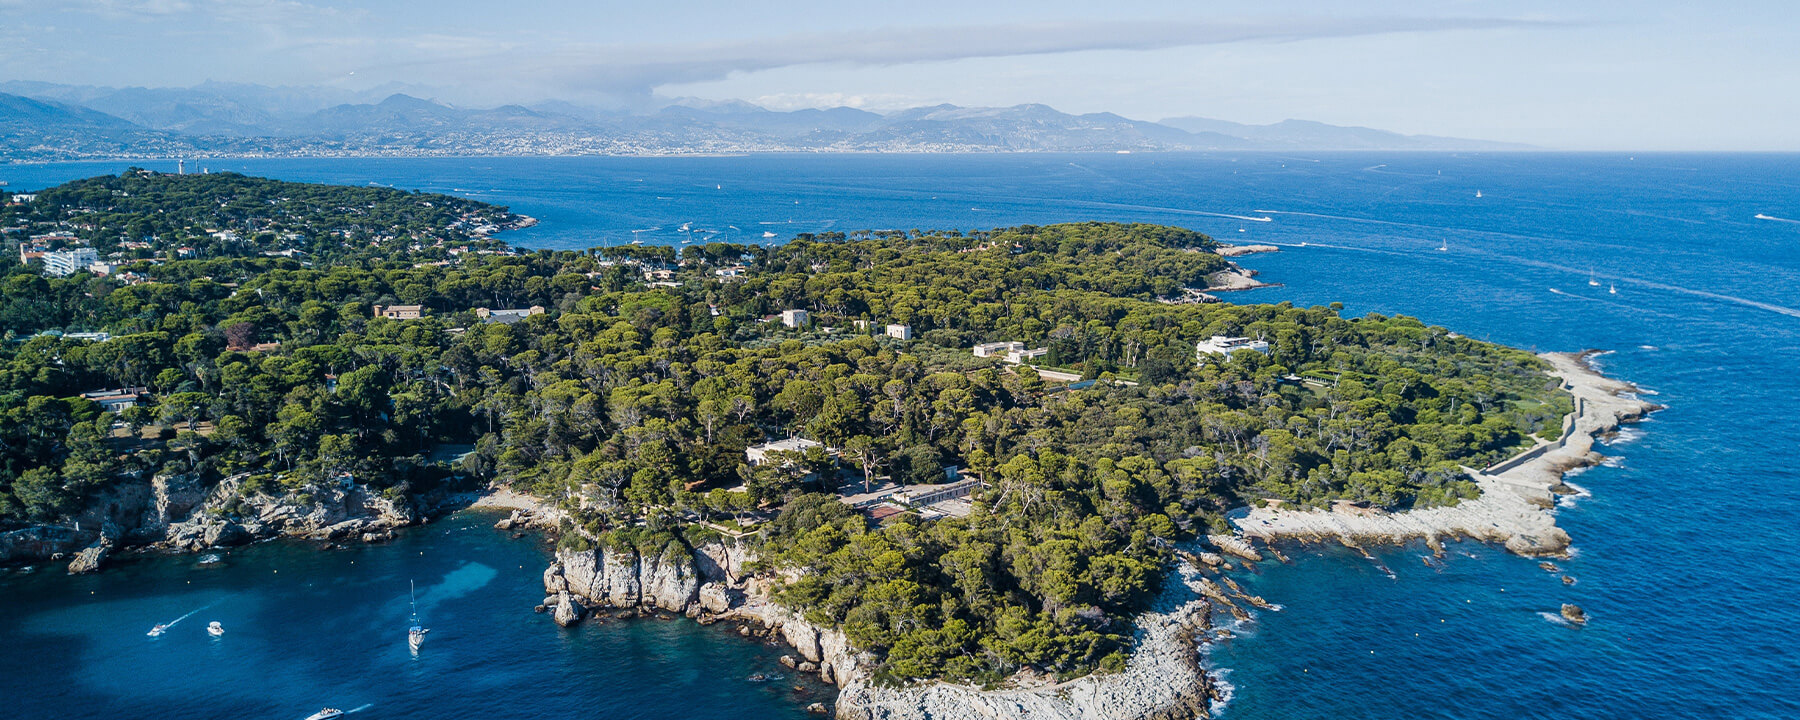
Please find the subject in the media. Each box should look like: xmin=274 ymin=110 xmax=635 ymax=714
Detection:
xmin=0 ymin=81 xmax=1532 ymax=161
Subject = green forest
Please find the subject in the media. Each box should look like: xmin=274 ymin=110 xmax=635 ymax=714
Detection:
xmin=0 ymin=172 xmax=1572 ymax=684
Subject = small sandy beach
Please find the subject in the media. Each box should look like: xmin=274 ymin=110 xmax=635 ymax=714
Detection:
xmin=1232 ymin=351 xmax=1658 ymax=557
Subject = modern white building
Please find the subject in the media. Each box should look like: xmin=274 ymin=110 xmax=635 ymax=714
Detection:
xmin=781 ymin=309 xmax=810 ymax=328
xmin=885 ymin=324 xmax=912 ymax=340
xmin=1195 ymin=335 xmax=1271 ymax=363
xmin=1005 ymin=347 xmax=1049 ymax=364
xmin=745 ymin=436 xmax=824 ymax=466
xmin=43 ymin=247 xmax=99 ymax=277
xmin=972 ymin=341 xmax=1025 ymax=358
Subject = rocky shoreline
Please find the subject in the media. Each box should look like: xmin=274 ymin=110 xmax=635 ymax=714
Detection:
xmin=539 ymin=529 xmax=1250 ymax=720
xmin=1231 ymin=350 xmax=1659 ymax=558
xmin=0 ymin=472 xmax=491 ymax=574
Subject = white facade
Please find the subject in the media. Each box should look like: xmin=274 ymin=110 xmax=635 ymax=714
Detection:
xmin=972 ymin=341 xmax=1024 ymax=358
xmin=885 ymin=324 xmax=912 ymax=340
xmin=43 ymin=248 xmax=98 ymax=277
xmin=746 ymin=436 xmax=824 ymax=466
xmin=1195 ymin=335 xmax=1271 ymax=363
xmin=1005 ymin=347 xmax=1049 ymax=364
xmin=781 ymin=309 xmax=810 ymax=328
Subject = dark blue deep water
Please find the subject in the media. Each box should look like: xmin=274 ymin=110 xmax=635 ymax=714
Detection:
xmin=4 ymin=153 xmax=1798 ymax=719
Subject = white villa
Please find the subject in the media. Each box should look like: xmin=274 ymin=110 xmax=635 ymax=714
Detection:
xmin=1195 ymin=335 xmax=1271 ymax=363
xmin=745 ymin=436 xmax=824 ymax=466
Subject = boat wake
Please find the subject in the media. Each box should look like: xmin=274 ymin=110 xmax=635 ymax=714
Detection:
xmin=1537 ymin=611 xmax=1576 ymax=628
xmin=1754 ymin=213 xmax=1798 ymax=224
xmin=149 ymin=602 xmax=214 ymax=636
xmin=348 ymin=703 xmax=374 ymax=714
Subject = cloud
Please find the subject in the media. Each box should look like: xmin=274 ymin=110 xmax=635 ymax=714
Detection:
xmin=484 ymin=16 xmax=1560 ymax=99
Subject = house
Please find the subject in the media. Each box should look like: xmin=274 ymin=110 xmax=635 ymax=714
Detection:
xmin=42 ymin=248 xmax=99 ymax=277
xmin=972 ymin=341 xmax=1024 ymax=358
xmin=65 ymin=332 xmax=111 ymax=342
xmin=18 ymin=245 xmax=47 ymax=263
xmin=642 ymin=268 xmax=676 ymax=282
xmin=780 ymin=309 xmax=810 ymax=328
xmin=475 ymin=306 xmax=545 ymax=324
xmin=1005 ymin=347 xmax=1048 ymax=364
xmin=1195 ymin=335 xmax=1271 ymax=363
xmin=81 ymin=387 xmax=147 ymax=413
xmin=7 ymin=193 xmax=35 ymax=204
xmin=714 ymin=265 xmax=748 ymax=280
xmin=894 ymin=478 xmax=984 ymax=507
xmin=885 ymin=324 xmax=913 ymax=341
xmin=373 ymin=304 xmax=424 ymax=320
xmin=745 ymin=436 xmax=824 ymax=466
xmin=87 ymin=260 xmax=126 ymax=276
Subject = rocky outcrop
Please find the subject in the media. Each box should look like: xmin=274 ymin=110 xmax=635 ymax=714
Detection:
xmin=639 ymin=543 xmax=701 ymax=612
xmin=822 ymin=556 xmax=1217 ymax=720
xmin=546 ymin=538 xmax=718 ymax=620
xmin=553 ymin=592 xmax=587 ymax=627
xmin=542 ymin=532 xmax=1224 ymax=720
xmin=3 ymin=471 xmax=426 ymax=569
xmin=1560 ymin=603 xmax=1588 ymax=625
xmin=66 ymin=540 xmax=111 ymax=574
xmin=0 ymin=525 xmax=85 ymax=565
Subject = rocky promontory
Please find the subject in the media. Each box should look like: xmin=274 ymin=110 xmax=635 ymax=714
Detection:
xmin=541 ymin=533 xmax=1228 ymax=720
xmin=1232 ymin=351 xmax=1658 ymax=557
xmin=1 ymin=471 xmax=427 ymax=573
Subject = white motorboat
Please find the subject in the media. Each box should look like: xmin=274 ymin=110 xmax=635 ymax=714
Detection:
xmin=303 ymin=709 xmax=344 ymax=720
xmin=762 ymin=231 xmax=776 ymax=238
xmin=147 ymin=624 xmax=168 ymax=637
xmin=207 ymin=621 xmax=224 ymax=637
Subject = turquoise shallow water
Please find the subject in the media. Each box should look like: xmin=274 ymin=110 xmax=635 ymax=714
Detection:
xmin=3 ymin=153 xmax=1798 ymax=719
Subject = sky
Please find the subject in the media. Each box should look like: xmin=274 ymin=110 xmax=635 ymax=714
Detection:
xmin=0 ymin=0 xmax=1796 ymax=150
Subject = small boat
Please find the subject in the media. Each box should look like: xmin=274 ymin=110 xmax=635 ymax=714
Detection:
xmin=147 ymin=624 xmax=168 ymax=637
xmin=1438 ymin=240 xmax=1448 ymax=251
xmin=408 ymin=580 xmax=429 ymax=653
xmin=679 ymin=222 xmax=692 ymax=232
xmin=762 ymin=231 xmax=776 ymax=238
xmin=1475 ymin=190 xmax=1483 ymax=198
xmin=1588 ymin=270 xmax=1600 ymax=287
xmin=208 ymin=621 xmax=224 ymax=637
xmin=1609 ymin=284 xmax=1617 ymax=294
xmin=304 ymin=709 xmax=344 ymax=720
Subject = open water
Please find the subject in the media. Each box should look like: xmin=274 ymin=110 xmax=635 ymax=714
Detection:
xmin=3 ymin=153 xmax=1797 ymax=719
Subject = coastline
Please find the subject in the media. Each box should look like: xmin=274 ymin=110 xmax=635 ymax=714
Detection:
xmin=1231 ymin=350 xmax=1659 ymax=557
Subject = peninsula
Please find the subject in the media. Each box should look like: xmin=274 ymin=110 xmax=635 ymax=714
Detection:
xmin=0 ymin=172 xmax=1648 ymax=718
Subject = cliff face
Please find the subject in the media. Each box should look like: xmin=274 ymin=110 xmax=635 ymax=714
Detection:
xmin=543 ymin=537 xmax=1222 ymax=720
xmin=1 ymin=471 xmax=420 ymax=571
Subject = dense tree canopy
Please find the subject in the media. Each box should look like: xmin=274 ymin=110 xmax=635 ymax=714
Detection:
xmin=0 ymin=172 xmax=1571 ymax=684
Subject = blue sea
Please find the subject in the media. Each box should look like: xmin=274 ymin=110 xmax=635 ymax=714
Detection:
xmin=3 ymin=153 xmax=1798 ymax=719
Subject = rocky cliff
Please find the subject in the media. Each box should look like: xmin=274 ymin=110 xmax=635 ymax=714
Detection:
xmin=542 ymin=535 xmax=1223 ymax=720
xmin=1 ymin=471 xmax=421 ymax=572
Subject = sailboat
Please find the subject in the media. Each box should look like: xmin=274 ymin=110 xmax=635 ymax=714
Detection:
xmin=1609 ymin=284 xmax=1617 ymax=294
xmin=1588 ymin=270 xmax=1601 ymax=287
xmin=408 ymin=580 xmax=429 ymax=653
xmin=1475 ymin=190 xmax=1483 ymax=198
xmin=1438 ymin=240 xmax=1448 ymax=251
